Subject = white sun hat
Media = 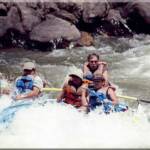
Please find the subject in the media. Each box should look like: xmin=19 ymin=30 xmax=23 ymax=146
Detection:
xmin=23 ymin=62 xmax=36 ymax=70
xmin=69 ymin=70 xmax=83 ymax=80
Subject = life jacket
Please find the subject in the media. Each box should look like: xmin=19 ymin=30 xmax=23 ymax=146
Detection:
xmin=16 ymin=76 xmax=33 ymax=94
xmin=88 ymin=87 xmax=128 ymax=113
xmin=88 ymin=89 xmax=108 ymax=110
xmin=83 ymin=74 xmax=95 ymax=90
xmin=63 ymin=85 xmax=82 ymax=108
xmin=84 ymin=64 xmax=107 ymax=89
xmin=114 ymin=103 xmax=128 ymax=112
xmin=84 ymin=74 xmax=94 ymax=81
xmin=87 ymin=63 xmax=106 ymax=78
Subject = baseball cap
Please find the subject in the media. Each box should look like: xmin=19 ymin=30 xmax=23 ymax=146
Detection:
xmin=93 ymin=73 xmax=105 ymax=81
xmin=23 ymin=62 xmax=36 ymax=70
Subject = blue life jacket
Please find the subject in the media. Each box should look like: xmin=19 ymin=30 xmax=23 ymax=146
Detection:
xmin=114 ymin=103 xmax=128 ymax=112
xmin=16 ymin=76 xmax=33 ymax=94
xmin=84 ymin=74 xmax=93 ymax=81
xmin=88 ymin=88 xmax=128 ymax=113
xmin=89 ymin=89 xmax=113 ymax=113
xmin=84 ymin=74 xmax=94 ymax=90
xmin=103 ymin=102 xmax=113 ymax=114
xmin=89 ymin=90 xmax=106 ymax=102
xmin=88 ymin=89 xmax=107 ymax=110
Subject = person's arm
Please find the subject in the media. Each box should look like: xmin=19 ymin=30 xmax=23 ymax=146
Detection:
xmin=57 ymin=90 xmax=65 ymax=102
xmin=107 ymin=88 xmax=118 ymax=105
xmin=95 ymin=61 xmax=109 ymax=84
xmin=57 ymin=85 xmax=66 ymax=102
xmin=97 ymin=61 xmax=106 ymax=74
xmin=81 ymin=84 xmax=88 ymax=107
xmin=15 ymin=86 xmax=40 ymax=100
xmin=102 ymin=70 xmax=108 ymax=85
xmin=83 ymin=62 xmax=91 ymax=77
xmin=79 ymin=85 xmax=89 ymax=112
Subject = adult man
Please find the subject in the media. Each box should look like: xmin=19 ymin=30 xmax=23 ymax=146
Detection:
xmin=13 ymin=62 xmax=44 ymax=100
xmin=83 ymin=53 xmax=108 ymax=82
xmin=57 ymin=71 xmax=87 ymax=110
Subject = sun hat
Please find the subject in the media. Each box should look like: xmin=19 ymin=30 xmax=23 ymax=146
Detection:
xmin=69 ymin=70 xmax=83 ymax=80
xmin=23 ymin=62 xmax=36 ymax=70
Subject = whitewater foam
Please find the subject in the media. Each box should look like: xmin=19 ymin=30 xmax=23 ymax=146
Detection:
xmin=0 ymin=96 xmax=149 ymax=148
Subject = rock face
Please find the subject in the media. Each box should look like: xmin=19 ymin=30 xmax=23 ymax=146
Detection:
xmin=122 ymin=2 xmax=150 ymax=33
xmin=97 ymin=9 xmax=133 ymax=36
xmin=0 ymin=17 xmax=8 ymax=37
xmin=0 ymin=1 xmax=150 ymax=50
xmin=30 ymin=15 xmax=80 ymax=42
xmin=82 ymin=2 xmax=109 ymax=23
xmin=0 ymin=6 xmax=23 ymax=37
xmin=0 ymin=3 xmax=7 ymax=16
xmin=29 ymin=15 xmax=81 ymax=50
xmin=17 ymin=3 xmax=41 ymax=32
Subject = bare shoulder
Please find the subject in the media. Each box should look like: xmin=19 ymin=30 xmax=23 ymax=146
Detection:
xmin=62 ymin=82 xmax=68 ymax=90
xmin=107 ymin=86 xmax=116 ymax=94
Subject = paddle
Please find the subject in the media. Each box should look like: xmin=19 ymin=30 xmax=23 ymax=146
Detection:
xmin=42 ymin=87 xmax=62 ymax=92
xmin=42 ymin=88 xmax=150 ymax=103
xmin=117 ymin=94 xmax=150 ymax=103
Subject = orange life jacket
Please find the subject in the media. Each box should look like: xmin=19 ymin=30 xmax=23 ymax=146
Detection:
xmin=64 ymin=85 xmax=82 ymax=108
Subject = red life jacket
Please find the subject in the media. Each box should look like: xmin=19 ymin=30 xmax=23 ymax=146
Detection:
xmin=63 ymin=85 xmax=82 ymax=108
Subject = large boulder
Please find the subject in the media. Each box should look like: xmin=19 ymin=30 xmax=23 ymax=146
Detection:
xmin=0 ymin=17 xmax=8 ymax=37
xmin=42 ymin=2 xmax=59 ymax=14
xmin=16 ymin=3 xmax=41 ymax=32
xmin=53 ymin=10 xmax=78 ymax=24
xmin=29 ymin=15 xmax=81 ymax=42
xmin=0 ymin=3 xmax=7 ymax=16
xmin=7 ymin=6 xmax=24 ymax=33
xmin=104 ymin=9 xmax=132 ymax=36
xmin=56 ymin=2 xmax=82 ymax=19
xmin=122 ymin=2 xmax=150 ymax=33
xmin=123 ymin=2 xmax=150 ymax=24
xmin=0 ymin=5 xmax=24 ymax=37
xmin=82 ymin=2 xmax=109 ymax=23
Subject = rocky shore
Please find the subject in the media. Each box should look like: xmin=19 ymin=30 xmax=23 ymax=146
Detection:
xmin=0 ymin=1 xmax=149 ymax=50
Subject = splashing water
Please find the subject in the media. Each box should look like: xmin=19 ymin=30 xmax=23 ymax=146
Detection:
xmin=0 ymin=94 xmax=149 ymax=148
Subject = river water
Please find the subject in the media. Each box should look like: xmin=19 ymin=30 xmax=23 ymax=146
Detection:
xmin=0 ymin=34 xmax=150 ymax=148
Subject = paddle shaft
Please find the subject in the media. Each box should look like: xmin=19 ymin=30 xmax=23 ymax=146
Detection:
xmin=117 ymin=94 xmax=150 ymax=103
xmin=43 ymin=88 xmax=62 ymax=92
xmin=42 ymin=88 xmax=150 ymax=103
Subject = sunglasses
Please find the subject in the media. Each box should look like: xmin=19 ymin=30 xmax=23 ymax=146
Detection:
xmin=89 ymin=60 xmax=98 ymax=63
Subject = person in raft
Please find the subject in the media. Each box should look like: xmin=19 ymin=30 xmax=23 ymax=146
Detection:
xmin=82 ymin=73 xmax=128 ymax=113
xmin=83 ymin=53 xmax=115 ymax=90
xmin=13 ymin=62 xmax=44 ymax=100
xmin=57 ymin=70 xmax=88 ymax=111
